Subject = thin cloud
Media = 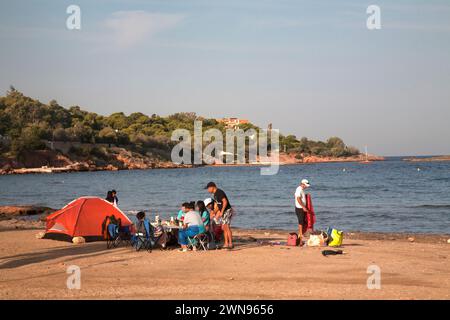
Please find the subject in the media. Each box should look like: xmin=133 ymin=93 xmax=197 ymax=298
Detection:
xmin=103 ymin=11 xmax=184 ymax=48
xmin=385 ymin=22 xmax=450 ymax=33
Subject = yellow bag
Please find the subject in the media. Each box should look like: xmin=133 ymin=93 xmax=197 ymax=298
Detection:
xmin=328 ymin=229 xmax=343 ymax=247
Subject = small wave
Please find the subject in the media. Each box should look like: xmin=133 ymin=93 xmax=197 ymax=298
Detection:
xmin=409 ymin=204 xmax=450 ymax=209
xmin=124 ymin=210 xmax=151 ymax=215
xmin=432 ymin=177 xmax=450 ymax=182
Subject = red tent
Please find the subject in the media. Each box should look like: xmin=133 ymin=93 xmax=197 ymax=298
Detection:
xmin=45 ymin=197 xmax=132 ymax=241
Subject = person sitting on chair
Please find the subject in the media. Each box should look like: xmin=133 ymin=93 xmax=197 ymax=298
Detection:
xmin=177 ymin=202 xmax=190 ymax=222
xmin=133 ymin=211 xmax=167 ymax=249
xmin=178 ymin=202 xmax=204 ymax=252
xmin=203 ymin=198 xmax=219 ymax=249
xmin=196 ymin=200 xmax=210 ymax=232
xmin=135 ymin=211 xmax=147 ymax=235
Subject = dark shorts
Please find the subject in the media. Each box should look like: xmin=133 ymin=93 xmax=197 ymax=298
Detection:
xmin=295 ymin=207 xmax=306 ymax=225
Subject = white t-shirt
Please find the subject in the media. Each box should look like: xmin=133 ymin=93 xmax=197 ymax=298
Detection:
xmin=294 ymin=186 xmax=306 ymax=209
xmin=183 ymin=211 xmax=203 ymax=227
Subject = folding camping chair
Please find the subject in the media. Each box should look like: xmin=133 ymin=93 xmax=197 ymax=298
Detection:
xmin=106 ymin=224 xmax=131 ymax=249
xmin=132 ymin=232 xmax=153 ymax=252
xmin=187 ymin=232 xmax=210 ymax=251
xmin=106 ymin=223 xmax=120 ymax=249
xmin=131 ymin=220 xmax=163 ymax=253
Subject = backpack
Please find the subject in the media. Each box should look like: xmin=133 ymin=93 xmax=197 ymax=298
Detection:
xmin=287 ymin=233 xmax=298 ymax=246
xmin=101 ymin=215 xmax=122 ymax=240
xmin=213 ymin=224 xmax=223 ymax=242
xmin=326 ymin=227 xmax=344 ymax=247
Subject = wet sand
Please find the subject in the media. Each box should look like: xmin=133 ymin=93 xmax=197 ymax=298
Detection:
xmin=0 ymin=226 xmax=449 ymax=300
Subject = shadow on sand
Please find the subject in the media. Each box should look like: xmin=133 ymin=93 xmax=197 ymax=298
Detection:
xmin=0 ymin=242 xmax=115 ymax=270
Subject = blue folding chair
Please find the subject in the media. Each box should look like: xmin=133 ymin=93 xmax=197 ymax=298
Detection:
xmin=131 ymin=219 xmax=163 ymax=252
xmin=106 ymin=224 xmax=131 ymax=249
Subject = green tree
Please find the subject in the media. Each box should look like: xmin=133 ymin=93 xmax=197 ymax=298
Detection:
xmin=98 ymin=127 xmax=117 ymax=144
xmin=11 ymin=125 xmax=46 ymax=155
xmin=52 ymin=127 xmax=68 ymax=141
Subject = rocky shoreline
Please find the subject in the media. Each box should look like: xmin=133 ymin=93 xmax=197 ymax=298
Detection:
xmin=0 ymin=161 xmax=189 ymax=175
xmin=0 ymin=153 xmax=385 ymax=175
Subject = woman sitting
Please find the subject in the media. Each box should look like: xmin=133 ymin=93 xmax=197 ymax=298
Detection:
xmin=196 ymin=200 xmax=210 ymax=232
xmin=205 ymin=198 xmax=222 ymax=245
xmin=178 ymin=202 xmax=204 ymax=252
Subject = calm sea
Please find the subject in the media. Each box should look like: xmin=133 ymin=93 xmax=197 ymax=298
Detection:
xmin=1 ymin=157 xmax=449 ymax=233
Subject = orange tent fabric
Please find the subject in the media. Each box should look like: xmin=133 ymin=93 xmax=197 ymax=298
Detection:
xmin=45 ymin=197 xmax=132 ymax=238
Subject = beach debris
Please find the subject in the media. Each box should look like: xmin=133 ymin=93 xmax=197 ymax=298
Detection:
xmin=322 ymin=249 xmax=344 ymax=257
xmin=408 ymin=237 xmax=415 ymax=242
xmin=242 ymin=236 xmax=257 ymax=242
xmin=447 ymin=239 xmax=450 ymax=244
xmin=35 ymin=231 xmax=45 ymax=239
xmin=264 ymin=232 xmax=270 ymax=236
xmin=72 ymin=236 xmax=86 ymax=244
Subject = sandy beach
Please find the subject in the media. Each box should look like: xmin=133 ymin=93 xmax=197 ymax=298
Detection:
xmin=0 ymin=224 xmax=449 ymax=300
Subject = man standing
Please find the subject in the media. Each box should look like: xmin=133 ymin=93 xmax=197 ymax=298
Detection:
xmin=206 ymin=182 xmax=234 ymax=249
xmin=295 ymin=179 xmax=310 ymax=245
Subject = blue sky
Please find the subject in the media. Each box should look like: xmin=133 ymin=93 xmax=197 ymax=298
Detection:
xmin=1 ymin=0 xmax=449 ymax=156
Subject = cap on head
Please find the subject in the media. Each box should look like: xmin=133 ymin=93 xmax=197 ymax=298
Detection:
xmin=205 ymin=182 xmax=217 ymax=189
xmin=301 ymin=179 xmax=310 ymax=187
xmin=204 ymin=198 xmax=213 ymax=207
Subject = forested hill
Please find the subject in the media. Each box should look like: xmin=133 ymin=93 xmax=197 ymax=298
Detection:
xmin=0 ymin=87 xmax=360 ymax=170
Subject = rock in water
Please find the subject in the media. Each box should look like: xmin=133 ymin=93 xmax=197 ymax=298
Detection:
xmin=72 ymin=237 xmax=86 ymax=244
xmin=0 ymin=205 xmax=55 ymax=217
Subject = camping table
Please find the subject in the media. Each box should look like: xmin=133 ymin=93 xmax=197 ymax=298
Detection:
xmin=150 ymin=223 xmax=182 ymax=230
xmin=163 ymin=225 xmax=182 ymax=231
xmin=162 ymin=225 xmax=182 ymax=245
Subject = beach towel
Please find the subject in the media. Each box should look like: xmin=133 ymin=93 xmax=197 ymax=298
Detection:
xmin=303 ymin=194 xmax=316 ymax=234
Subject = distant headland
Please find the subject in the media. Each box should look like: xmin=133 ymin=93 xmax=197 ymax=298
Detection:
xmin=0 ymin=87 xmax=383 ymax=175
xmin=404 ymin=155 xmax=450 ymax=163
